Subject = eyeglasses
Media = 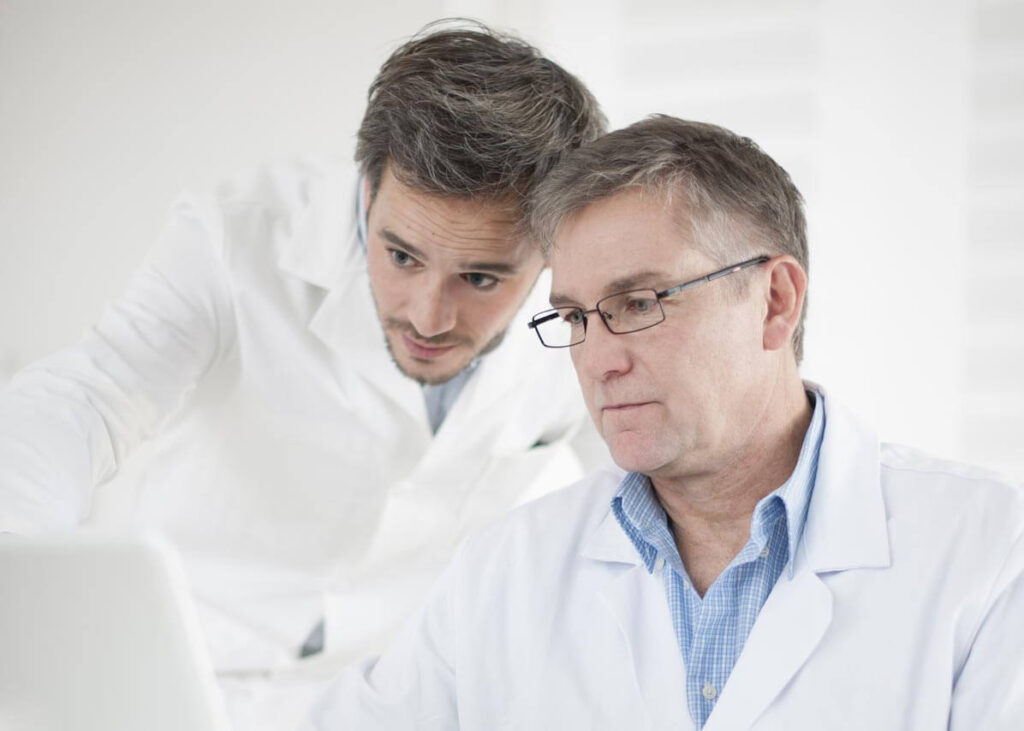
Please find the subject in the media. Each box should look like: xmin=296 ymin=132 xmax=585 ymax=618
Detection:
xmin=527 ymin=255 xmax=771 ymax=348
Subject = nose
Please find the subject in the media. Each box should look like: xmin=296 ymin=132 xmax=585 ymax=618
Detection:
xmin=572 ymin=313 xmax=632 ymax=383
xmin=407 ymin=277 xmax=457 ymax=338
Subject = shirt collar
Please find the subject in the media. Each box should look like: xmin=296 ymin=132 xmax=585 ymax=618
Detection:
xmin=611 ymin=388 xmax=825 ymax=579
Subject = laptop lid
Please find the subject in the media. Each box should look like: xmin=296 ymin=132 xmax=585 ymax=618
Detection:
xmin=0 ymin=532 xmax=232 ymax=731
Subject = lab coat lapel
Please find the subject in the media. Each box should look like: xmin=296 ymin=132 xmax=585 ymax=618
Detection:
xmin=279 ymin=165 xmax=428 ymax=428
xmin=307 ymin=266 xmax=426 ymax=426
xmin=705 ymin=386 xmax=892 ymax=730
xmin=701 ymin=564 xmax=833 ymax=731
xmin=583 ymin=509 xmax=694 ymax=731
xmin=277 ymin=160 xmax=361 ymax=290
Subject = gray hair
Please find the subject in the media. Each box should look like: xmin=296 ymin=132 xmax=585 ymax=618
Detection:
xmin=356 ymin=19 xmax=606 ymax=225
xmin=530 ymin=115 xmax=809 ymax=362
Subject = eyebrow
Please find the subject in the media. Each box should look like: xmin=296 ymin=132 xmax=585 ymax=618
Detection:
xmin=378 ymin=227 xmax=521 ymax=276
xmin=549 ymin=269 xmax=669 ymax=308
xmin=605 ymin=270 xmax=667 ymax=293
xmin=379 ymin=228 xmax=427 ymax=260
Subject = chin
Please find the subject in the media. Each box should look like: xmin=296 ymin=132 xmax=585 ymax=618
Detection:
xmin=397 ymin=358 xmax=462 ymax=386
xmin=394 ymin=350 xmax=472 ymax=386
xmin=604 ymin=432 xmax=673 ymax=476
xmin=384 ymin=329 xmax=480 ymax=386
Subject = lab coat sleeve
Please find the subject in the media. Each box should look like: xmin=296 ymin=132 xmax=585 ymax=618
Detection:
xmin=0 ymin=196 xmax=235 ymax=533
xmin=304 ymin=550 xmax=460 ymax=730
xmin=948 ymin=526 xmax=1024 ymax=729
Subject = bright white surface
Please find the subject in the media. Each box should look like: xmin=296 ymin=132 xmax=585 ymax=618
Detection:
xmin=2 ymin=0 xmax=1022 ymax=477
xmin=0 ymin=532 xmax=231 ymax=731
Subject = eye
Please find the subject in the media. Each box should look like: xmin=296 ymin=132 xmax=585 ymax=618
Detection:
xmin=560 ymin=308 xmax=585 ymax=325
xmin=462 ymin=272 xmax=500 ymax=291
xmin=387 ymin=248 xmax=418 ymax=268
xmin=625 ymin=295 xmax=657 ymax=314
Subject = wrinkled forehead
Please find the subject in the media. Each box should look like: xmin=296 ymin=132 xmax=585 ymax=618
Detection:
xmin=548 ymin=190 xmax=700 ymax=305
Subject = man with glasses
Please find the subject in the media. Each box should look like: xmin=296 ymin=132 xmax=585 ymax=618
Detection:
xmin=308 ymin=116 xmax=1023 ymax=730
xmin=0 ymin=21 xmax=606 ymax=729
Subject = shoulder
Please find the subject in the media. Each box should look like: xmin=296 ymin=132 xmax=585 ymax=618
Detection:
xmin=879 ymin=442 xmax=1024 ymax=519
xmin=878 ymin=443 xmax=1024 ymax=572
xmin=816 ymin=383 xmax=1024 ymax=538
xmin=169 ymin=157 xmax=355 ymax=238
xmin=210 ymin=156 xmax=352 ymax=215
xmin=163 ymin=157 xmax=360 ymax=280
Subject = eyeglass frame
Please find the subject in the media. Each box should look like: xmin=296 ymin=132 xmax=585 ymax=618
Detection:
xmin=527 ymin=255 xmax=772 ymax=348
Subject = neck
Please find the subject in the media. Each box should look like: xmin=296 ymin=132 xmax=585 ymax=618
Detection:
xmin=652 ymin=369 xmax=812 ymax=595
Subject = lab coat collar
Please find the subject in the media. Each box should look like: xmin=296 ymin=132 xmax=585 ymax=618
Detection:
xmin=578 ymin=383 xmax=892 ymax=730
xmin=277 ymin=161 xmax=363 ymax=289
xmin=579 ymin=385 xmax=891 ymax=574
xmin=797 ymin=381 xmax=892 ymax=575
xmin=580 ymin=487 xmax=643 ymax=567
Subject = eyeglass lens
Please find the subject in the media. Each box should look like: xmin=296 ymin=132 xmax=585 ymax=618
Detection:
xmin=536 ymin=290 xmax=664 ymax=347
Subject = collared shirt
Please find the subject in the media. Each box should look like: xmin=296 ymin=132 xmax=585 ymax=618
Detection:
xmin=422 ymin=360 xmax=479 ymax=434
xmin=611 ymin=390 xmax=825 ymax=728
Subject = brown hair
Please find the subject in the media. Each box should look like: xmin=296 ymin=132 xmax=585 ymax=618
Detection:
xmin=356 ymin=19 xmax=606 ymax=225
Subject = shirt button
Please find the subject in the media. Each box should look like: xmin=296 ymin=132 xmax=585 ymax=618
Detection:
xmin=760 ymin=546 xmax=770 ymax=558
xmin=702 ymin=682 xmax=717 ymax=701
xmin=654 ymin=556 xmax=665 ymax=572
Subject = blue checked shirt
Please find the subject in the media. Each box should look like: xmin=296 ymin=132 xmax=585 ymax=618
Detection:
xmin=611 ymin=390 xmax=824 ymax=728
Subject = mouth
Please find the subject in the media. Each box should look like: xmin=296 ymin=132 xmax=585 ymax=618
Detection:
xmin=400 ymin=333 xmax=458 ymax=360
xmin=602 ymin=401 xmax=656 ymax=413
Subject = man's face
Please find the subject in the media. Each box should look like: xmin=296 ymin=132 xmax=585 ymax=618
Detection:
xmin=366 ymin=168 xmax=546 ymax=385
xmin=549 ymin=190 xmax=771 ymax=480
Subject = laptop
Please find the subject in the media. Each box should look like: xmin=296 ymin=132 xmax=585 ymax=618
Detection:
xmin=0 ymin=532 xmax=232 ymax=731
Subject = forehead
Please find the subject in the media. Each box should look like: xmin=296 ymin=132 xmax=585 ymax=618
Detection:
xmin=549 ymin=189 xmax=702 ymax=302
xmin=369 ymin=168 xmax=526 ymax=261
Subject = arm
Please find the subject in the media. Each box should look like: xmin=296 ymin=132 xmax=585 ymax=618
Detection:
xmin=0 ymin=196 xmax=235 ymax=532
xmin=949 ymin=526 xmax=1024 ymax=729
xmin=303 ymin=557 xmax=460 ymax=731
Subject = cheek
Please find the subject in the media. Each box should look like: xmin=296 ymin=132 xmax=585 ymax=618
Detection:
xmin=568 ymin=355 xmax=608 ymax=433
xmin=469 ymin=278 xmax=535 ymax=331
xmin=366 ymin=254 xmax=405 ymax=310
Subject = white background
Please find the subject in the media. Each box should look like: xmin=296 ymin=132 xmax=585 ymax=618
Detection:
xmin=2 ymin=0 xmax=1022 ymax=478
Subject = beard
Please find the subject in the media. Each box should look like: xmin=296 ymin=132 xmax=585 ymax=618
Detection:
xmin=379 ymin=317 xmax=509 ymax=386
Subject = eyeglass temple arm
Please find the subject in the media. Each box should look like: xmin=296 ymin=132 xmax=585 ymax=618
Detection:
xmin=527 ymin=311 xmax=560 ymax=330
xmin=707 ymin=255 xmax=771 ymax=280
xmin=657 ymin=255 xmax=771 ymax=299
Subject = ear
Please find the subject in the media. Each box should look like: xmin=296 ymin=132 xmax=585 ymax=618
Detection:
xmin=762 ymin=256 xmax=807 ymax=352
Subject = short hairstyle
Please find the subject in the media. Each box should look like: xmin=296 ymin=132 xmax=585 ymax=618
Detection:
xmin=356 ymin=19 xmax=607 ymax=223
xmin=530 ymin=115 xmax=809 ymax=362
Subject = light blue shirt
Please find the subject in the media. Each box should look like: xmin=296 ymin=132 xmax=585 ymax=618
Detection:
xmin=611 ymin=390 xmax=824 ymax=728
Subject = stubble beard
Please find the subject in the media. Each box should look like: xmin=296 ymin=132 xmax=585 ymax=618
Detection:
xmin=378 ymin=317 xmax=509 ymax=386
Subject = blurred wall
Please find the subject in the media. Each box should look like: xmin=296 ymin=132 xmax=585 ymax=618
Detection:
xmin=2 ymin=0 xmax=1022 ymax=477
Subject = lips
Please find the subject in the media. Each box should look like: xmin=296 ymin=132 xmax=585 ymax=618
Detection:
xmin=601 ymin=401 xmax=656 ymax=412
xmin=401 ymin=333 xmax=458 ymax=360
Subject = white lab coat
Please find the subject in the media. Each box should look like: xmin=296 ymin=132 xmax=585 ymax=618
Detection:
xmin=308 ymin=386 xmax=1024 ymax=730
xmin=0 ymin=159 xmax=592 ymax=709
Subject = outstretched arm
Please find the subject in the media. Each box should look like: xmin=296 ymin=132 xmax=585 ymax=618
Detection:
xmin=0 ymin=195 xmax=235 ymax=532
